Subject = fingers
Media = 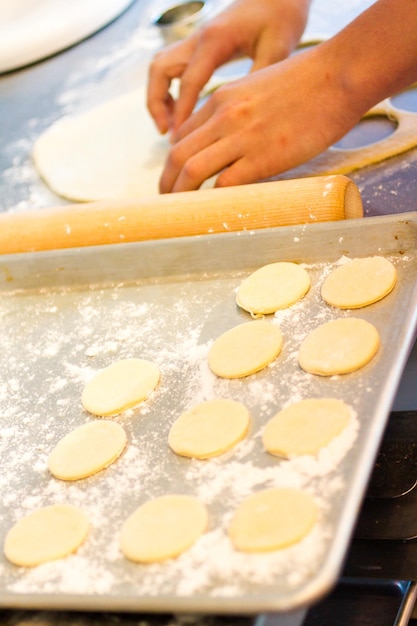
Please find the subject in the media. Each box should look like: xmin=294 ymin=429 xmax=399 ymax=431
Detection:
xmin=158 ymin=84 xmax=265 ymax=192
xmin=159 ymin=108 xmax=229 ymax=192
xmin=146 ymin=45 xmax=213 ymax=135
xmin=171 ymin=57 xmax=218 ymax=132
xmin=156 ymin=61 xmax=298 ymax=193
xmin=147 ymin=19 xmax=239 ymax=136
xmin=146 ymin=89 xmax=174 ymax=136
xmin=147 ymin=0 xmax=312 ymax=137
xmin=147 ymin=39 xmax=196 ymax=134
xmin=159 ymin=132 xmax=269 ymax=193
xmin=159 ymin=141 xmax=226 ymax=193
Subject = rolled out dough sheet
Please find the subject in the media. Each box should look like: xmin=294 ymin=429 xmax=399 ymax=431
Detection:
xmin=0 ymin=0 xmax=133 ymax=73
xmin=33 ymin=88 xmax=168 ymax=201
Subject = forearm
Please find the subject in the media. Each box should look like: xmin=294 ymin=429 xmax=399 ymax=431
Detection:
xmin=318 ymin=0 xmax=417 ymax=116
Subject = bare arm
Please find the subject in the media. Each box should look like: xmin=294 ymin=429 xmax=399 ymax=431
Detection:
xmin=147 ymin=0 xmax=312 ymax=134
xmin=158 ymin=0 xmax=417 ymax=192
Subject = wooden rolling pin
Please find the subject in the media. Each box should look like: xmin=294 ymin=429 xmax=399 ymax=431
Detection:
xmin=0 ymin=175 xmax=362 ymax=254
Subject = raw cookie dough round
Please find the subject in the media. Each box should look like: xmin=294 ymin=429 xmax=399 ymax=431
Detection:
xmin=298 ymin=317 xmax=379 ymax=376
xmin=120 ymin=495 xmax=208 ymax=563
xmin=168 ymin=398 xmax=250 ymax=459
xmin=321 ymin=256 xmax=397 ymax=309
xmin=236 ymin=262 xmax=311 ymax=315
xmin=48 ymin=420 xmax=127 ymax=480
xmin=4 ymin=504 xmax=89 ymax=567
xmin=262 ymin=398 xmax=352 ymax=457
xmin=208 ymin=321 xmax=283 ymax=379
xmin=82 ymin=358 xmax=160 ymax=416
xmin=228 ymin=488 xmax=317 ymax=552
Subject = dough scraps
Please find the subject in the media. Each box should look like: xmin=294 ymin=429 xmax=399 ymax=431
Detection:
xmin=168 ymin=398 xmax=250 ymax=459
xmin=82 ymin=358 xmax=160 ymax=416
xmin=262 ymin=398 xmax=352 ymax=457
xmin=48 ymin=420 xmax=127 ymax=481
xmin=298 ymin=317 xmax=380 ymax=376
xmin=321 ymin=256 xmax=397 ymax=309
xmin=4 ymin=504 xmax=89 ymax=567
xmin=228 ymin=488 xmax=317 ymax=552
xmin=236 ymin=262 xmax=311 ymax=315
xmin=208 ymin=320 xmax=283 ymax=379
xmin=276 ymin=98 xmax=417 ymax=179
xmin=32 ymin=88 xmax=168 ymax=201
xmin=120 ymin=495 xmax=208 ymax=563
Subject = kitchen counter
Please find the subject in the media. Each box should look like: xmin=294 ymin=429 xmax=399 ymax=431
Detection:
xmin=0 ymin=0 xmax=416 ymax=624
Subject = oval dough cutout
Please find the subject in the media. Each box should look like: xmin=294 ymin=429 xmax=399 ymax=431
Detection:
xmin=262 ymin=398 xmax=352 ymax=457
xmin=120 ymin=495 xmax=208 ymax=563
xmin=237 ymin=262 xmax=311 ymax=315
xmin=321 ymin=256 xmax=397 ymax=309
xmin=208 ymin=321 xmax=283 ymax=379
xmin=228 ymin=488 xmax=317 ymax=552
xmin=82 ymin=358 xmax=160 ymax=416
xmin=48 ymin=420 xmax=127 ymax=481
xmin=298 ymin=317 xmax=379 ymax=376
xmin=168 ymin=398 xmax=250 ymax=459
xmin=4 ymin=504 xmax=89 ymax=567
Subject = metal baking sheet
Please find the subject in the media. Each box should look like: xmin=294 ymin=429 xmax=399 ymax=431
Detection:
xmin=1 ymin=212 xmax=417 ymax=615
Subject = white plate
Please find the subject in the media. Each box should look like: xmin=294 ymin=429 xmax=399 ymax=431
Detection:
xmin=0 ymin=0 xmax=134 ymax=73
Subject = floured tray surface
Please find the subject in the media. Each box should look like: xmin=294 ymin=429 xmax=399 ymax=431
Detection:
xmin=0 ymin=213 xmax=417 ymax=614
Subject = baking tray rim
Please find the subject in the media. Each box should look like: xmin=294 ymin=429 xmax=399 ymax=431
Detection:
xmin=1 ymin=211 xmax=416 ymax=279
